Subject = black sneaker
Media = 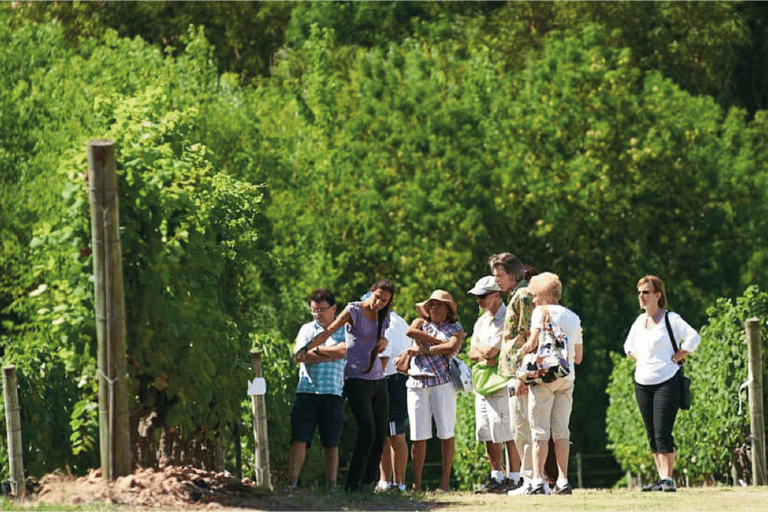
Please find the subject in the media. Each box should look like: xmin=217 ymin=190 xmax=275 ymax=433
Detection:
xmin=475 ymin=477 xmax=507 ymax=494
xmin=641 ymin=479 xmax=662 ymax=491
xmin=525 ymin=483 xmax=547 ymax=495
xmin=503 ymin=478 xmax=523 ymax=492
xmin=552 ymin=482 xmax=572 ymax=495
xmin=661 ymin=478 xmax=676 ymax=492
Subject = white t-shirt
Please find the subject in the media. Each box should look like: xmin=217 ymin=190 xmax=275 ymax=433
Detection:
xmin=623 ymin=310 xmax=700 ymax=385
xmin=530 ymin=304 xmax=582 ymax=382
xmin=380 ymin=312 xmax=412 ymax=377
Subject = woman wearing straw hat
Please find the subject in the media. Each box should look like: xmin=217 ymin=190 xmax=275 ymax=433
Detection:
xmin=404 ymin=289 xmax=464 ymax=492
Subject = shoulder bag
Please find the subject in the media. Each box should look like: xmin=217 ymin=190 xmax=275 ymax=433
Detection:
xmin=665 ymin=311 xmax=692 ymax=411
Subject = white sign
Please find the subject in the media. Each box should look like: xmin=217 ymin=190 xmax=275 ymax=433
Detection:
xmin=248 ymin=377 xmax=266 ymax=396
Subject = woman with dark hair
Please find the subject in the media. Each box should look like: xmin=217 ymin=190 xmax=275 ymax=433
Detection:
xmin=300 ymin=279 xmax=395 ymax=492
xmin=624 ymin=275 xmax=700 ymax=492
xmin=403 ymin=290 xmax=464 ymax=492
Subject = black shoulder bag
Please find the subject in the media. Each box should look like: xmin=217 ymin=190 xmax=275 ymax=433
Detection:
xmin=664 ymin=311 xmax=692 ymax=411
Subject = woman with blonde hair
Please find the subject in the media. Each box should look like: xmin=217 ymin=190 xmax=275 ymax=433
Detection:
xmin=520 ymin=272 xmax=582 ymax=495
xmin=403 ymin=290 xmax=464 ymax=492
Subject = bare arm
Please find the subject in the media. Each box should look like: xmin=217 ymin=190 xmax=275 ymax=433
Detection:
xmin=575 ymin=344 xmax=583 ymax=365
xmin=297 ymin=307 xmax=352 ymax=354
xmin=469 ymin=343 xmax=499 ymax=364
xmin=521 ymin=328 xmax=540 ymax=354
xmin=429 ymin=331 xmax=464 ymax=356
xmin=672 ymin=349 xmax=689 ymax=364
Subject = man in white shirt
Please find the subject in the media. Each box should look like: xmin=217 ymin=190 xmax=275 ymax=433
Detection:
xmin=467 ymin=276 xmax=522 ymax=493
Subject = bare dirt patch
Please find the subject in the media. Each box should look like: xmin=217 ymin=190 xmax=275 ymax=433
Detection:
xmin=23 ymin=465 xmax=431 ymax=511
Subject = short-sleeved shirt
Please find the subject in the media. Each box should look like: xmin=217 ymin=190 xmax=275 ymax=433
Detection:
xmin=498 ymin=280 xmax=533 ymax=378
xmin=381 ymin=312 xmax=412 ymax=378
xmin=293 ymin=320 xmax=346 ymax=396
xmin=407 ymin=320 xmax=464 ymax=389
xmin=470 ymin=302 xmax=507 ymax=352
xmin=345 ymin=301 xmax=390 ymax=380
xmin=530 ymin=304 xmax=582 ymax=382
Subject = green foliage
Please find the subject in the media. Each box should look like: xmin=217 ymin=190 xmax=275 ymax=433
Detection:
xmin=2 ymin=2 xmax=768 ymax=489
xmin=607 ymin=286 xmax=768 ymax=484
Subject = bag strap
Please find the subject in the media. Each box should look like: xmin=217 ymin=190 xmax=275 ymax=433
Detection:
xmin=664 ymin=311 xmax=683 ymax=366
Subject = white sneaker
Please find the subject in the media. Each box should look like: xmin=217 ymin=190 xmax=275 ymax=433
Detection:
xmin=508 ymin=482 xmax=531 ymax=496
xmin=374 ymin=481 xmax=391 ymax=493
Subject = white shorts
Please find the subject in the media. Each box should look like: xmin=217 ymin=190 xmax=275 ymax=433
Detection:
xmin=475 ymin=390 xmax=513 ymax=443
xmin=407 ymin=382 xmax=456 ymax=440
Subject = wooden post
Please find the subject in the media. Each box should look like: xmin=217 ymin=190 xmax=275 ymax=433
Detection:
xmin=576 ymin=452 xmax=583 ymax=488
xmin=3 ymin=366 xmax=24 ymax=497
xmin=251 ymin=350 xmax=272 ymax=489
xmin=746 ymin=318 xmax=767 ymax=485
xmin=88 ymin=140 xmax=130 ymax=479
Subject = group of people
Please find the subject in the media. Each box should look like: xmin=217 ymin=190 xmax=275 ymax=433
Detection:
xmin=285 ymin=252 xmax=700 ymax=495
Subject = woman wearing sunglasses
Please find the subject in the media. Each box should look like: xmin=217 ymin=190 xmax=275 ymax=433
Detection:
xmin=623 ymin=275 xmax=700 ymax=492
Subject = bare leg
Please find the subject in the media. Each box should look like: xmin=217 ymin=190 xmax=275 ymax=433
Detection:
xmin=288 ymin=441 xmax=306 ymax=486
xmin=554 ymin=438 xmax=569 ymax=480
xmin=411 ymin=440 xmax=427 ymax=491
xmin=390 ymin=434 xmax=409 ymax=485
xmin=486 ymin=441 xmax=503 ymax=472
xmin=323 ymin=446 xmax=339 ymax=488
xmin=379 ymin=437 xmax=393 ymax=483
xmin=657 ymin=451 xmax=675 ymax=479
xmin=439 ymin=437 xmax=455 ymax=491
xmin=533 ymin=439 xmax=548 ymax=481
xmin=506 ymin=440 xmax=521 ymax=473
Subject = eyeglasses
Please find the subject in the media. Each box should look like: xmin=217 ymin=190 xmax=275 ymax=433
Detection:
xmin=311 ymin=306 xmax=332 ymax=315
xmin=476 ymin=292 xmax=493 ymax=300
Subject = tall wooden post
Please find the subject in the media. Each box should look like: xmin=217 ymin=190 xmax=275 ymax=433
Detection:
xmin=251 ymin=350 xmax=272 ymax=489
xmin=746 ymin=318 xmax=767 ymax=485
xmin=88 ymin=140 xmax=130 ymax=479
xmin=3 ymin=366 xmax=24 ymax=497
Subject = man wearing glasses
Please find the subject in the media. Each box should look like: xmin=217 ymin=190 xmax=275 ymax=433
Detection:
xmin=287 ymin=289 xmax=347 ymax=491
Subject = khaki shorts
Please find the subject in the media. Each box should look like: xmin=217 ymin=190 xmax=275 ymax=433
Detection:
xmin=529 ymin=378 xmax=574 ymax=441
xmin=475 ymin=390 xmax=513 ymax=443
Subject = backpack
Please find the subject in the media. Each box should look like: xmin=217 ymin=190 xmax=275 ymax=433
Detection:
xmin=516 ymin=306 xmax=570 ymax=385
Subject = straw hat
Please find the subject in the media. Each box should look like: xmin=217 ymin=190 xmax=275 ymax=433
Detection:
xmin=415 ymin=290 xmax=457 ymax=319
